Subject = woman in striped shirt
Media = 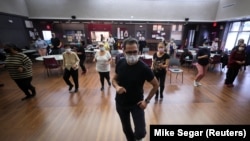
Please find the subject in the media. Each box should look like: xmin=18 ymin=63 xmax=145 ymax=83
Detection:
xmin=4 ymin=43 xmax=36 ymax=101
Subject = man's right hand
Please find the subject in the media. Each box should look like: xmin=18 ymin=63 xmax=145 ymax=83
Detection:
xmin=116 ymin=86 xmax=126 ymax=94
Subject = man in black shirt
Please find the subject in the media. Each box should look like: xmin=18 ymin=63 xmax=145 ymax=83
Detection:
xmin=112 ymin=38 xmax=159 ymax=141
xmin=50 ymin=33 xmax=62 ymax=54
xmin=76 ymin=41 xmax=87 ymax=74
xmin=138 ymin=36 xmax=147 ymax=55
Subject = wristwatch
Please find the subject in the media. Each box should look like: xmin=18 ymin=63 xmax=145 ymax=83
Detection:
xmin=145 ymin=98 xmax=150 ymax=104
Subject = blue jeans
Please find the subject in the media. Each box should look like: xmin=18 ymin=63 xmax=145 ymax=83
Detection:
xmin=116 ymin=102 xmax=146 ymax=141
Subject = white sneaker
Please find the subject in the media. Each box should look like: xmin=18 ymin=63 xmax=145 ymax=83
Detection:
xmin=193 ymin=80 xmax=198 ymax=87
xmin=196 ymin=82 xmax=202 ymax=86
xmin=136 ymin=139 xmax=144 ymax=141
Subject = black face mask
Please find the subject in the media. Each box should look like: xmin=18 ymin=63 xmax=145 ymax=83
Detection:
xmin=4 ymin=48 xmax=11 ymax=54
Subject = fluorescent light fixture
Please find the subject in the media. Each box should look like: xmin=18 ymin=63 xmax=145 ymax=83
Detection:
xmin=223 ymin=3 xmax=235 ymax=8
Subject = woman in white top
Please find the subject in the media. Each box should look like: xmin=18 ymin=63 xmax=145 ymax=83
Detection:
xmin=35 ymin=36 xmax=48 ymax=56
xmin=211 ymin=38 xmax=219 ymax=53
xmin=166 ymin=39 xmax=177 ymax=57
xmin=93 ymin=42 xmax=112 ymax=91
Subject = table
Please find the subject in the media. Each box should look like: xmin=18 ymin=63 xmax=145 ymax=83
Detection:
xmin=22 ymin=49 xmax=38 ymax=59
xmin=85 ymin=49 xmax=98 ymax=61
xmin=22 ymin=49 xmax=37 ymax=54
xmin=210 ymin=53 xmax=221 ymax=58
xmin=35 ymin=55 xmax=63 ymax=61
xmin=177 ymin=49 xmax=197 ymax=56
xmin=140 ymin=54 xmax=153 ymax=59
xmin=85 ymin=49 xmax=99 ymax=53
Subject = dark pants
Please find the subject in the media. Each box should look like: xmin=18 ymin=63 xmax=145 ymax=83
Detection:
xmin=14 ymin=77 xmax=35 ymax=96
xmin=139 ymin=47 xmax=143 ymax=55
xmin=154 ymin=71 xmax=166 ymax=98
xmin=63 ymin=68 xmax=79 ymax=89
xmin=225 ymin=68 xmax=239 ymax=84
xmin=116 ymin=103 xmax=146 ymax=141
xmin=98 ymin=72 xmax=111 ymax=87
xmin=79 ymin=58 xmax=86 ymax=72
xmin=51 ymin=49 xmax=61 ymax=55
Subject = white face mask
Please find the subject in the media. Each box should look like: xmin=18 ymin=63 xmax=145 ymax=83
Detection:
xmin=158 ymin=48 xmax=164 ymax=52
xmin=65 ymin=48 xmax=71 ymax=52
xmin=125 ymin=54 xmax=139 ymax=65
xmin=99 ymin=47 xmax=105 ymax=51
xmin=238 ymin=47 xmax=244 ymax=51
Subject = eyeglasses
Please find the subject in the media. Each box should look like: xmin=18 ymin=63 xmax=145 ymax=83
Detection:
xmin=125 ymin=51 xmax=138 ymax=55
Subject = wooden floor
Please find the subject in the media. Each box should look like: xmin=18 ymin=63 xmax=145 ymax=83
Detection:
xmin=1 ymin=54 xmax=250 ymax=141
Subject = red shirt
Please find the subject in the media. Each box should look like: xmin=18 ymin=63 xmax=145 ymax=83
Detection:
xmin=227 ymin=50 xmax=245 ymax=69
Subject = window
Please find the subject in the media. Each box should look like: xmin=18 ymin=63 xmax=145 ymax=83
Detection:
xmin=236 ymin=32 xmax=250 ymax=45
xmin=230 ymin=22 xmax=241 ymax=31
xmin=242 ymin=21 xmax=250 ymax=31
xmin=225 ymin=21 xmax=250 ymax=50
xmin=42 ymin=30 xmax=52 ymax=43
xmin=225 ymin=32 xmax=237 ymax=50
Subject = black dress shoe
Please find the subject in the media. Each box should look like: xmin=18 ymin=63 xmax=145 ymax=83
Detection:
xmin=100 ymin=87 xmax=104 ymax=91
xmin=69 ymin=85 xmax=73 ymax=91
xmin=21 ymin=95 xmax=32 ymax=101
xmin=74 ymin=88 xmax=78 ymax=92
xmin=160 ymin=95 xmax=163 ymax=101
xmin=31 ymin=87 xmax=36 ymax=96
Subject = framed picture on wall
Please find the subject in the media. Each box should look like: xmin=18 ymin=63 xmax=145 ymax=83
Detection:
xmin=65 ymin=30 xmax=84 ymax=43
xmin=153 ymin=25 xmax=158 ymax=31
xmin=136 ymin=31 xmax=141 ymax=37
xmin=178 ymin=25 xmax=183 ymax=31
xmin=25 ymin=20 xmax=33 ymax=28
xmin=157 ymin=25 xmax=162 ymax=31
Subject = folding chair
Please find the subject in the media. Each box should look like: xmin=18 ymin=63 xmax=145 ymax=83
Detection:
xmin=168 ymin=58 xmax=184 ymax=83
xmin=43 ymin=57 xmax=62 ymax=77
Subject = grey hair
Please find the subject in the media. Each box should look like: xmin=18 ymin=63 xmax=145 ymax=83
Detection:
xmin=122 ymin=38 xmax=138 ymax=50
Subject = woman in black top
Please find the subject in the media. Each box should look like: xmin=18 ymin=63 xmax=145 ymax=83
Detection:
xmin=152 ymin=42 xmax=170 ymax=100
xmin=194 ymin=43 xmax=210 ymax=87
xmin=76 ymin=41 xmax=87 ymax=74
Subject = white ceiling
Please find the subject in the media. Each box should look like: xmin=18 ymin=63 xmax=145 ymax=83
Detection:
xmin=0 ymin=0 xmax=249 ymax=22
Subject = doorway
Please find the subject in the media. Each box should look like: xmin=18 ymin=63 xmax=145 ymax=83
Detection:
xmin=90 ymin=31 xmax=109 ymax=42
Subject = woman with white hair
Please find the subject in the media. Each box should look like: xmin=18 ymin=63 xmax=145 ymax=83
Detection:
xmin=166 ymin=39 xmax=177 ymax=57
xmin=93 ymin=42 xmax=112 ymax=91
xmin=211 ymin=38 xmax=220 ymax=53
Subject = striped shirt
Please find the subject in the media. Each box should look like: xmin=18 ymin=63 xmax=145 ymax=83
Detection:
xmin=5 ymin=53 xmax=32 ymax=79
